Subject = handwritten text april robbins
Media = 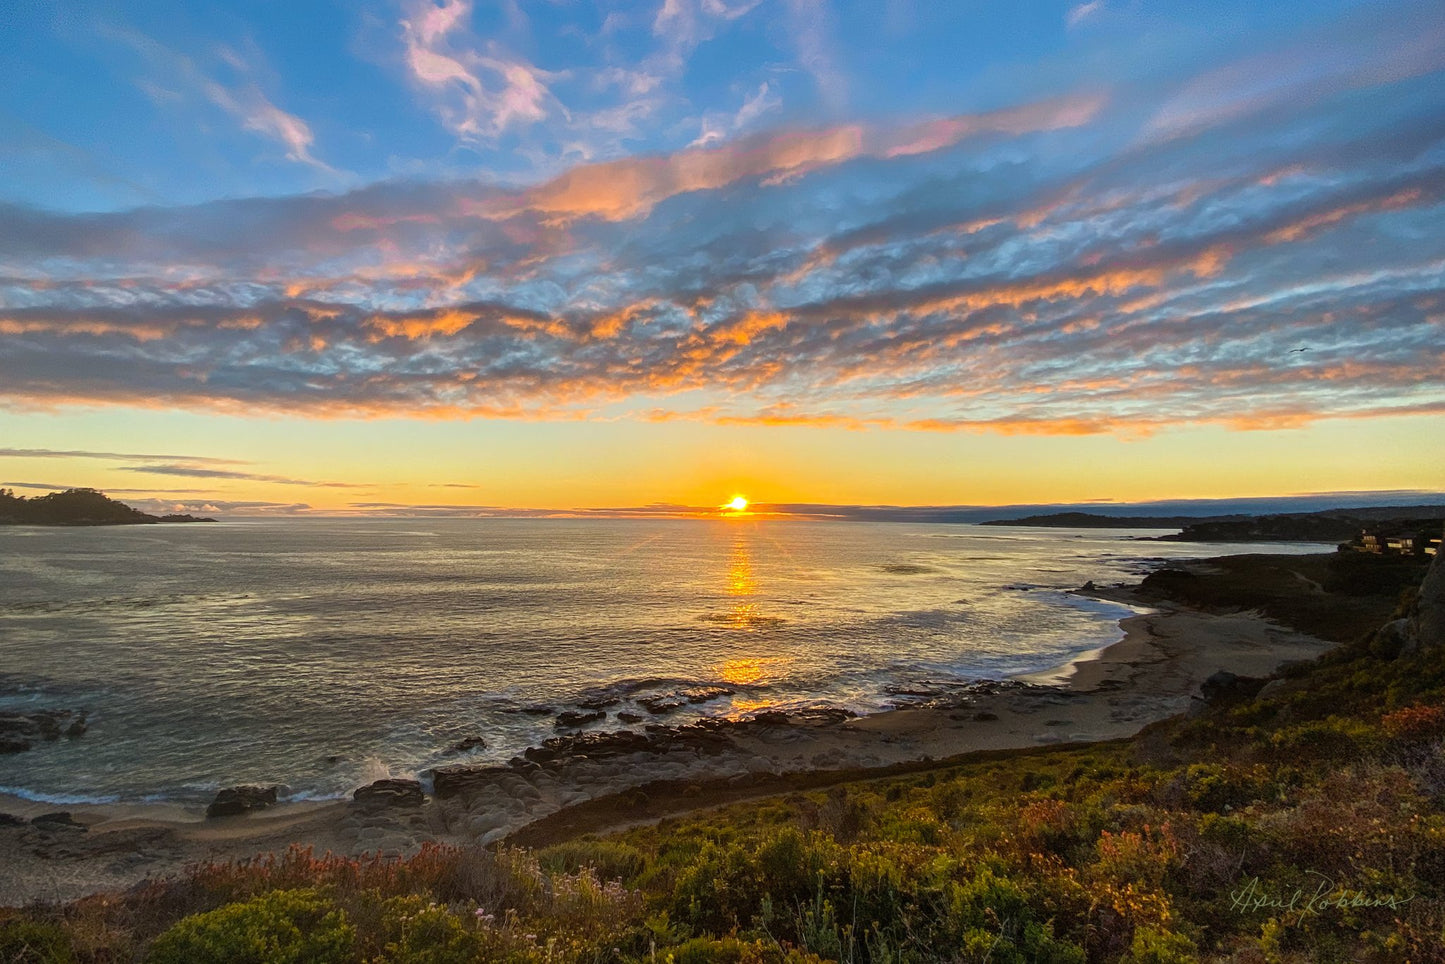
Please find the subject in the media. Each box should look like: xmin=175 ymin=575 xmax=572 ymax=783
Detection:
xmin=1229 ymin=873 xmax=1415 ymax=922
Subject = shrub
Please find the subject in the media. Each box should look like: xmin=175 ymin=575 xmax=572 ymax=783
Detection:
xmin=145 ymin=888 xmax=354 ymax=964
xmin=1121 ymin=926 xmax=1198 ymax=964
xmin=0 ymin=918 xmax=74 ymax=963
xmin=537 ymin=839 xmax=647 ymax=883
xmin=1269 ymin=717 xmax=1379 ymax=763
xmin=369 ymin=895 xmax=483 ymax=964
xmin=1381 ymin=704 xmax=1445 ymax=744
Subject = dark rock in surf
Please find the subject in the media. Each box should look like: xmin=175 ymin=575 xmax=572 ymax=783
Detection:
xmin=0 ymin=709 xmax=87 ymax=750
xmin=638 ymin=695 xmax=686 ymax=715
xmin=353 ymin=778 xmax=425 ymax=808
xmin=442 ymin=736 xmax=487 ymax=755
xmin=617 ymin=711 xmax=645 ymax=724
xmin=205 ymin=784 xmax=280 ymax=818
xmin=555 ymin=710 xmax=605 ymax=729
xmin=577 ymin=696 xmax=620 ymax=710
xmin=682 ymin=686 xmax=735 ymax=704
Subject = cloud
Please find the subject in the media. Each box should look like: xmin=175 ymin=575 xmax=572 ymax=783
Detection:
xmin=2 ymin=16 xmax=1444 ymax=439
xmin=104 ymin=23 xmax=334 ymax=172
xmin=0 ymin=447 xmax=243 ymax=465
xmin=398 ymin=0 xmax=558 ymax=141
xmin=1143 ymin=4 xmax=1445 ymax=143
xmin=1066 ymin=1 xmax=1103 ymax=28
xmin=0 ymin=448 xmax=360 ymax=490
xmin=784 ymin=0 xmax=848 ymax=110
xmin=116 ymin=464 xmax=366 ymax=487
xmin=201 ymin=77 xmax=330 ymax=172
xmin=2 ymin=481 xmax=78 ymax=491
xmin=690 ymin=81 xmax=782 ymax=148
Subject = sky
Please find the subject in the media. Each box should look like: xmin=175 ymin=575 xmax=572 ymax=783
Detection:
xmin=1 ymin=0 xmax=1442 ymax=516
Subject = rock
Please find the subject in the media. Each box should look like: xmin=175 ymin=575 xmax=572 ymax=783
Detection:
xmin=577 ymin=696 xmax=620 ymax=710
xmin=751 ymin=710 xmax=790 ymax=725
xmin=442 ymin=736 xmax=487 ymax=755
xmin=1416 ymin=550 xmax=1445 ymax=649
xmin=682 ymin=686 xmax=735 ymax=704
xmin=205 ymin=785 xmax=280 ymax=818
xmin=555 ymin=710 xmax=605 ymax=729
xmin=0 ymin=709 xmax=88 ymax=750
xmin=353 ymin=778 xmax=425 ymax=808
xmin=1199 ymin=670 xmax=1265 ymax=704
xmin=525 ymin=730 xmax=656 ymax=766
xmin=1257 ymin=679 xmax=1290 ymax=701
xmin=792 ymin=707 xmax=856 ymax=726
xmin=1080 ymin=580 xmax=1097 ymax=592
xmin=32 ymin=811 xmax=85 ymax=831
xmin=431 ymin=764 xmax=508 ymax=798
xmin=517 ymin=704 xmax=554 ymax=715
xmin=617 ymin=711 xmax=645 ymax=724
xmin=0 ymin=812 xmax=26 ymax=827
xmin=972 ymin=711 xmax=1000 ymax=722
xmin=1374 ymin=618 xmax=1414 ymax=658
xmin=638 ymin=695 xmax=686 ymax=715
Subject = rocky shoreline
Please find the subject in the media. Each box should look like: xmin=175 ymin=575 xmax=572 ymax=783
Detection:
xmin=21 ymin=542 xmax=1433 ymax=907
xmin=1 ymin=556 xmax=1352 ymax=905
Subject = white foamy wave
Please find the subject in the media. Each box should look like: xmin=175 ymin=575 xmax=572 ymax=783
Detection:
xmin=0 ymin=786 xmax=120 ymax=805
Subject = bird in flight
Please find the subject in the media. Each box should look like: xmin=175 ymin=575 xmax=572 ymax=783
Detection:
xmin=1289 ymin=347 xmax=1310 ymax=353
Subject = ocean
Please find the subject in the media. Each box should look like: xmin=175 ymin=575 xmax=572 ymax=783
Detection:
xmin=0 ymin=518 xmax=1322 ymax=804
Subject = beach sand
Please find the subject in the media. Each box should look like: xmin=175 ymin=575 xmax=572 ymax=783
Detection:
xmin=0 ymin=576 xmax=1333 ymax=906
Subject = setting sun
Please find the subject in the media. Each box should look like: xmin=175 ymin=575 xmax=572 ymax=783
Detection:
xmin=724 ymin=496 xmax=749 ymax=512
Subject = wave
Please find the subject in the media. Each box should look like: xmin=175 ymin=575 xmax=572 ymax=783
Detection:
xmin=0 ymin=785 xmax=121 ymax=805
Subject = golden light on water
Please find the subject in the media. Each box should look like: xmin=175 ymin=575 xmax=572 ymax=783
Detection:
xmin=718 ymin=658 xmax=766 ymax=686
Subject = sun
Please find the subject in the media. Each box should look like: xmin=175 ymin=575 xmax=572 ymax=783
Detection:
xmin=723 ymin=495 xmax=749 ymax=513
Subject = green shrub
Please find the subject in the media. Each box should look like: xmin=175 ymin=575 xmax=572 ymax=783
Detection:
xmin=370 ymin=895 xmax=483 ymax=964
xmin=667 ymin=935 xmax=770 ymax=963
xmin=1269 ymin=717 xmax=1380 ymax=762
xmin=146 ymin=888 xmax=354 ymax=964
xmin=1121 ymin=926 xmax=1198 ymax=964
xmin=537 ymin=839 xmax=647 ymax=883
xmin=0 ymin=918 xmax=74 ymax=963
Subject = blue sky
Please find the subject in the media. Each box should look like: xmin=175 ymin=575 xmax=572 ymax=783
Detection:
xmin=0 ymin=0 xmax=1442 ymax=513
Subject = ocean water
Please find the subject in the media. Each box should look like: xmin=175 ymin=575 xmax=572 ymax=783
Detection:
xmin=0 ymin=518 xmax=1323 ymax=803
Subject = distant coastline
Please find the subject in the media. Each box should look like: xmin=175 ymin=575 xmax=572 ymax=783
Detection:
xmin=982 ymin=503 xmax=1445 ymax=543
xmin=0 ymin=487 xmax=214 ymax=527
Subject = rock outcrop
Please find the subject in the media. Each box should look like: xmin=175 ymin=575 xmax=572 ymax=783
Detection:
xmin=353 ymin=778 xmax=425 ymax=808
xmin=205 ymin=785 xmax=280 ymax=818
xmin=0 ymin=710 xmax=87 ymax=754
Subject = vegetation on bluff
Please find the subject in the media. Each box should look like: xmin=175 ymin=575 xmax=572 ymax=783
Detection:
xmin=0 ymin=488 xmax=212 ymax=526
xmin=1 ymin=555 xmax=1442 ymax=962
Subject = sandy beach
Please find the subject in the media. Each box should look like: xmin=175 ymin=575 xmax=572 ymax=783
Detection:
xmin=0 ymin=569 xmax=1334 ymax=906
